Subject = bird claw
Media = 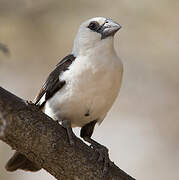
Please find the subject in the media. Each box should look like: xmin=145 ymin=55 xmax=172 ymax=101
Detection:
xmin=24 ymin=100 xmax=34 ymax=105
xmin=68 ymin=135 xmax=75 ymax=146
xmin=61 ymin=119 xmax=76 ymax=146
xmin=90 ymin=144 xmax=113 ymax=174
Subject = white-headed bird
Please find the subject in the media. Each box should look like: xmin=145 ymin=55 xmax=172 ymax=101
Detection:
xmin=6 ymin=17 xmax=123 ymax=173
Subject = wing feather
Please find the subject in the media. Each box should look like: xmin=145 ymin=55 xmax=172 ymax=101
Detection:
xmin=34 ymin=54 xmax=75 ymax=107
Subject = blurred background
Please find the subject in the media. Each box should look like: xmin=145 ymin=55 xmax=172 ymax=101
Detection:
xmin=0 ymin=0 xmax=178 ymax=179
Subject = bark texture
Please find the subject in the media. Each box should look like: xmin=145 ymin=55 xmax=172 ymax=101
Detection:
xmin=0 ymin=87 xmax=135 ymax=180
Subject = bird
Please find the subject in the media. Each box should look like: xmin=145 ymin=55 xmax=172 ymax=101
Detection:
xmin=6 ymin=17 xmax=123 ymax=173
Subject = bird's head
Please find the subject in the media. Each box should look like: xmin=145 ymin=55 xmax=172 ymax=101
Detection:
xmin=72 ymin=17 xmax=121 ymax=56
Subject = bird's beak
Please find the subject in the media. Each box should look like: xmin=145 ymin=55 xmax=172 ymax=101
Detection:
xmin=100 ymin=20 xmax=121 ymax=39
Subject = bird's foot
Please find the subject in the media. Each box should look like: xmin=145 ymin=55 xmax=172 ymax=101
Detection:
xmin=90 ymin=143 xmax=114 ymax=174
xmin=24 ymin=100 xmax=34 ymax=105
xmin=61 ymin=119 xmax=75 ymax=145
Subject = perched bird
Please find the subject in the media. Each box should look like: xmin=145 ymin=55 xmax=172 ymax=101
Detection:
xmin=6 ymin=17 xmax=123 ymax=173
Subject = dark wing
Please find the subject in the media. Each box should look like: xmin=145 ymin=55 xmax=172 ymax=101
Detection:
xmin=34 ymin=54 xmax=76 ymax=108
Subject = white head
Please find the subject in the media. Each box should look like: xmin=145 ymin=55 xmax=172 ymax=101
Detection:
xmin=72 ymin=17 xmax=121 ymax=56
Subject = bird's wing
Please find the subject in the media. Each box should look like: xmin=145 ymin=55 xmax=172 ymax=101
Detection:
xmin=34 ymin=54 xmax=76 ymax=107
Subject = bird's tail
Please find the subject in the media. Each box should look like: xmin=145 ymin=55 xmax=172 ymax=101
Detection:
xmin=5 ymin=151 xmax=41 ymax=172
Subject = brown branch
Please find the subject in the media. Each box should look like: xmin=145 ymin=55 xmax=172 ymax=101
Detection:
xmin=0 ymin=87 xmax=135 ymax=180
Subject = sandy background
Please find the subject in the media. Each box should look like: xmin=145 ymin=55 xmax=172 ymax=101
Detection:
xmin=0 ymin=0 xmax=178 ymax=179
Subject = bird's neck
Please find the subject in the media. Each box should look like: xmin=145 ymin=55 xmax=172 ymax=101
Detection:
xmin=72 ymin=37 xmax=115 ymax=57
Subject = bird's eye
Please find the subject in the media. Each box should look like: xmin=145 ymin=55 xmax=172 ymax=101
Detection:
xmin=88 ymin=21 xmax=99 ymax=31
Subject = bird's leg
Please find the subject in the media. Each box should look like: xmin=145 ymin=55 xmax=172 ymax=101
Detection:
xmin=80 ymin=120 xmax=113 ymax=173
xmin=83 ymin=136 xmax=113 ymax=173
xmin=61 ymin=119 xmax=75 ymax=145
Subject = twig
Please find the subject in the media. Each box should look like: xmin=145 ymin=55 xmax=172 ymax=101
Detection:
xmin=0 ymin=43 xmax=10 ymax=55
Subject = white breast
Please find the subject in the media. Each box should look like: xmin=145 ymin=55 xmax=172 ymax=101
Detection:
xmin=44 ymin=52 xmax=123 ymax=127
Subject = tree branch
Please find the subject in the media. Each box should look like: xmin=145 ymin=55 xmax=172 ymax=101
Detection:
xmin=0 ymin=87 xmax=135 ymax=180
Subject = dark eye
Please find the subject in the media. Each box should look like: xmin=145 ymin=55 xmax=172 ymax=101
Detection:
xmin=88 ymin=21 xmax=99 ymax=31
